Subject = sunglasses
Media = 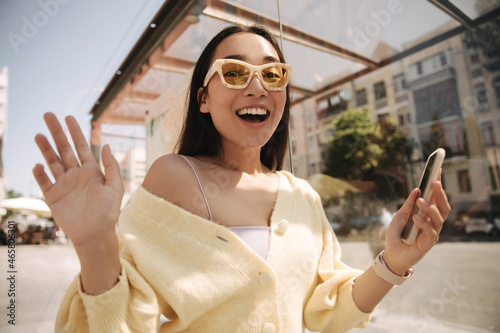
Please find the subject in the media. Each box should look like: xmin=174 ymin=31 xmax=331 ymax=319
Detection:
xmin=203 ymin=59 xmax=292 ymax=91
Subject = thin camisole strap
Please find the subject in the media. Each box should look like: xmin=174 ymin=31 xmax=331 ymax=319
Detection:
xmin=179 ymin=155 xmax=213 ymax=222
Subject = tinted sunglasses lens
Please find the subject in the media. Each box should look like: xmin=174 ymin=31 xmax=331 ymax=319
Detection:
xmin=221 ymin=63 xmax=251 ymax=86
xmin=262 ymin=65 xmax=289 ymax=88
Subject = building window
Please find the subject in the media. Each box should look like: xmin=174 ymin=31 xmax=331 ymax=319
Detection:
xmin=471 ymin=68 xmax=483 ymax=78
xmin=481 ymin=121 xmax=495 ymax=146
xmin=409 ymin=52 xmax=449 ymax=79
xmin=457 ymin=170 xmax=472 ymax=193
xmin=470 ymin=52 xmax=479 ymax=65
xmin=396 ymin=106 xmax=408 ymax=126
xmin=393 ymin=73 xmax=406 ymax=94
xmin=489 ymin=166 xmax=499 ymax=191
xmin=356 ymin=88 xmax=367 ymax=106
xmin=306 ymin=109 xmax=314 ymax=124
xmin=416 ymin=61 xmax=423 ymax=74
xmin=418 ymin=119 xmax=464 ymax=156
xmin=398 ymin=114 xmax=405 ymax=126
xmin=474 ymin=82 xmax=489 ymax=111
xmin=439 ymin=52 xmax=447 ymax=66
xmin=493 ymin=76 xmax=500 ymax=107
xmin=413 ymin=79 xmax=460 ymax=124
xmin=308 ymin=134 xmax=315 ymax=151
xmin=377 ymin=113 xmax=389 ymax=122
xmin=423 ymin=57 xmax=435 ymax=73
xmin=374 ymin=81 xmax=386 ymax=100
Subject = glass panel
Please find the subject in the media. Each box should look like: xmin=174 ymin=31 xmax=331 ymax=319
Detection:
xmin=165 ymin=15 xmax=231 ymax=61
xmin=286 ymin=21 xmax=499 ymax=332
xmin=109 ymin=3 xmax=500 ymax=331
xmin=450 ymin=0 xmax=500 ymax=19
xmin=224 ymin=0 xmax=460 ymax=61
xmin=282 ymin=39 xmax=367 ymax=91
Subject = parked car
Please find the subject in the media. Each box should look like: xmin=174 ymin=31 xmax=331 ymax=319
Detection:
xmin=347 ymin=216 xmax=380 ymax=230
xmin=328 ymin=214 xmax=351 ymax=236
xmin=457 ymin=211 xmax=499 ymax=236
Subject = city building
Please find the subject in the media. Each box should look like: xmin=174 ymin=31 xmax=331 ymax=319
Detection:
xmin=290 ymin=25 xmax=500 ymax=217
xmin=0 ymin=66 xmax=8 ymax=201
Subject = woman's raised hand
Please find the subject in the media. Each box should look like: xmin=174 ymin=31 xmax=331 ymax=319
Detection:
xmin=33 ymin=112 xmax=124 ymax=248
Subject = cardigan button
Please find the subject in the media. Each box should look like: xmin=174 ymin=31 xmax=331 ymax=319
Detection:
xmin=277 ymin=219 xmax=288 ymax=234
xmin=262 ymin=322 xmax=276 ymax=333
xmin=258 ymin=272 xmax=275 ymax=286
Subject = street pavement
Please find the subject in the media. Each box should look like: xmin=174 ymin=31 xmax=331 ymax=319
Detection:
xmin=1 ymin=240 xmax=499 ymax=332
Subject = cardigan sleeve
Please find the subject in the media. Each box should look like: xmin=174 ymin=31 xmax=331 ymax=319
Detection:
xmin=303 ymin=192 xmax=373 ymax=333
xmin=54 ymin=244 xmax=167 ymax=333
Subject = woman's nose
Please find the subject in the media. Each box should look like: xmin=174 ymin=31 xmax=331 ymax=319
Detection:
xmin=243 ymin=72 xmax=268 ymax=97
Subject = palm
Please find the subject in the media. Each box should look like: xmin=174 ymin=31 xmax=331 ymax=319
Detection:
xmin=384 ymin=183 xmax=450 ymax=273
xmin=33 ymin=113 xmax=123 ymax=247
xmin=46 ymin=164 xmax=121 ymax=242
xmin=385 ymin=221 xmax=426 ymax=268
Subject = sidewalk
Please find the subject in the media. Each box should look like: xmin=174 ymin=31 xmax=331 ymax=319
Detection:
xmin=1 ymin=242 xmax=498 ymax=332
xmin=0 ymin=244 xmax=80 ymax=333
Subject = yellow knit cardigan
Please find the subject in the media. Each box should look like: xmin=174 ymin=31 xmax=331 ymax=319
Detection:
xmin=55 ymin=171 xmax=372 ymax=332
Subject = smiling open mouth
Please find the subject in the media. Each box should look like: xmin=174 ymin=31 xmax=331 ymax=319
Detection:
xmin=236 ymin=108 xmax=270 ymax=123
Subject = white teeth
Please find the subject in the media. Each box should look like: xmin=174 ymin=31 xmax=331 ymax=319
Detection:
xmin=237 ymin=108 xmax=268 ymax=116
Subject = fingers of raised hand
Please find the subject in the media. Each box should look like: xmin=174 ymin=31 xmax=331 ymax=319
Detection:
xmin=32 ymin=163 xmax=53 ymax=194
xmin=65 ymin=115 xmax=96 ymax=164
xmin=101 ymin=144 xmax=124 ymax=193
xmin=35 ymin=133 xmax=66 ymax=179
xmin=43 ymin=112 xmax=80 ymax=169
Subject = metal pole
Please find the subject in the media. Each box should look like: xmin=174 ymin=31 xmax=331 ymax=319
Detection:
xmin=276 ymin=0 xmax=294 ymax=173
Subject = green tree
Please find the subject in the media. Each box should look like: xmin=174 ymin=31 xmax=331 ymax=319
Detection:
xmin=325 ymin=109 xmax=408 ymax=186
xmin=373 ymin=116 xmax=407 ymax=169
xmin=464 ymin=17 xmax=500 ymax=69
xmin=6 ymin=189 xmax=22 ymax=198
xmin=325 ymin=109 xmax=382 ymax=180
xmin=3 ymin=189 xmax=22 ymax=220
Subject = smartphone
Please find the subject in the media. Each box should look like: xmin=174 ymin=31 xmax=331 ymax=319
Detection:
xmin=401 ymin=148 xmax=446 ymax=245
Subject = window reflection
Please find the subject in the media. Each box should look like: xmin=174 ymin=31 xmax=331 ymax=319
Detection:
xmin=458 ymin=169 xmax=472 ymax=193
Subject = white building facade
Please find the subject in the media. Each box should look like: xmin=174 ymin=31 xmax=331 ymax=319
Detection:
xmin=0 ymin=66 xmax=8 ymax=201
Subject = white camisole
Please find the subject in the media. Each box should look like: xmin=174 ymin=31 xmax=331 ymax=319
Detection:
xmin=226 ymin=226 xmax=270 ymax=259
xmin=180 ymin=156 xmax=270 ymax=259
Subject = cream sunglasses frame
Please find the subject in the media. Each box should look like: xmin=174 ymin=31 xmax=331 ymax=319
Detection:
xmin=203 ymin=59 xmax=292 ymax=91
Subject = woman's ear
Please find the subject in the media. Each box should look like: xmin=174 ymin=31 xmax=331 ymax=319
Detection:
xmin=198 ymin=87 xmax=210 ymax=114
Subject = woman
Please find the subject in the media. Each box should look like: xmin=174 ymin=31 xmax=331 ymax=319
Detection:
xmin=33 ymin=24 xmax=450 ymax=332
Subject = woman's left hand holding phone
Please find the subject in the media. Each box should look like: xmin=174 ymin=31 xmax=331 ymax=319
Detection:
xmin=384 ymin=176 xmax=451 ymax=275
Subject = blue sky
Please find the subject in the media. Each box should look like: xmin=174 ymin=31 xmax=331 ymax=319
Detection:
xmin=0 ymin=0 xmax=165 ymax=196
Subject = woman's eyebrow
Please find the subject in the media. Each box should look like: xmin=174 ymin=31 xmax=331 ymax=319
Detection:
xmin=223 ymin=54 xmax=244 ymax=60
xmin=223 ymin=55 xmax=281 ymax=63
xmin=264 ymin=55 xmax=280 ymax=62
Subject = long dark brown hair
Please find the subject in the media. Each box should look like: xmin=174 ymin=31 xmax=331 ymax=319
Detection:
xmin=176 ymin=24 xmax=291 ymax=171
